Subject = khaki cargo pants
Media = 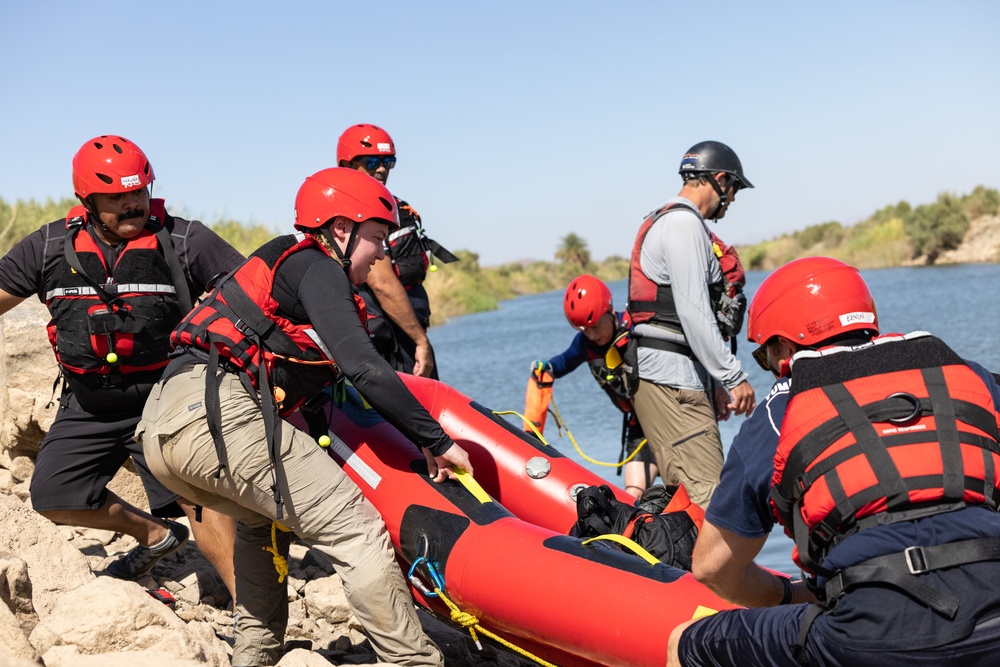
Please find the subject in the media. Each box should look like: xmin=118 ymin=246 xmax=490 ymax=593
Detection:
xmin=137 ymin=364 xmax=442 ymax=667
xmin=631 ymin=378 xmax=724 ymax=509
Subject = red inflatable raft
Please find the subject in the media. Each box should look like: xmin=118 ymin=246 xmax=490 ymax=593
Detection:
xmin=301 ymin=379 xmax=737 ymax=667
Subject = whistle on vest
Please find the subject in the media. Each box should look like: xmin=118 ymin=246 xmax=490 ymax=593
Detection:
xmin=273 ymin=386 xmax=286 ymax=410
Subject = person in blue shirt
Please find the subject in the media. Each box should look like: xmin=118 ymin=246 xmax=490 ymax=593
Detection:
xmin=532 ymin=275 xmax=658 ymax=498
xmin=668 ymin=257 xmax=1000 ymax=667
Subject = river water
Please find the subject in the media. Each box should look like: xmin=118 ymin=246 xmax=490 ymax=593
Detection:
xmin=429 ymin=262 xmax=1000 ymax=575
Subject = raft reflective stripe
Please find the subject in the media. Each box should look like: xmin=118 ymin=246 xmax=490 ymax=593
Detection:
xmin=46 ymin=283 xmax=177 ymax=299
xmin=325 ymin=432 xmax=382 ymax=490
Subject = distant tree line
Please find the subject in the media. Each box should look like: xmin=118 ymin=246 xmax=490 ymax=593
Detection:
xmin=2 ymin=186 xmax=995 ymax=324
xmin=739 ymin=185 xmax=999 ymax=270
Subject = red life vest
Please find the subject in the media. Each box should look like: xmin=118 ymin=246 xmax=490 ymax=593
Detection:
xmin=172 ymin=233 xmax=365 ymax=416
xmin=771 ymin=332 xmax=1000 ymax=574
xmin=627 ymin=202 xmax=746 ymax=342
xmin=45 ymin=200 xmax=184 ymax=377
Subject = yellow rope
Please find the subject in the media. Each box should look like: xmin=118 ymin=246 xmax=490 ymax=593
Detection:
xmin=493 ymin=409 xmax=551 ymax=445
xmin=265 ymin=521 xmax=292 ymax=583
xmin=581 ymin=534 xmax=660 ymax=565
xmin=547 ymin=396 xmax=649 ymax=468
xmin=434 ymin=587 xmax=560 ymax=667
xmin=494 ymin=403 xmax=649 ymax=469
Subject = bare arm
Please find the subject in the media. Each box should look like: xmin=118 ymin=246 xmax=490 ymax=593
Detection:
xmin=365 ymin=256 xmax=434 ymax=377
xmin=692 ymin=520 xmax=815 ymax=607
xmin=0 ymin=288 xmax=27 ymax=318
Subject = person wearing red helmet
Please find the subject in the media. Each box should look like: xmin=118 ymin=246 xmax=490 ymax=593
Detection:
xmin=667 ymin=257 xmax=1000 ymax=667
xmin=337 ymin=123 xmax=457 ymax=379
xmin=137 ymin=167 xmax=472 ymax=667
xmin=627 ymin=140 xmax=757 ymax=510
xmin=530 ymin=275 xmax=659 ymax=498
xmin=0 ymin=135 xmax=241 ymax=596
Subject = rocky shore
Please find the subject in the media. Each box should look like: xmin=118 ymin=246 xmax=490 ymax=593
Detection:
xmin=0 ymin=300 xmax=530 ymax=667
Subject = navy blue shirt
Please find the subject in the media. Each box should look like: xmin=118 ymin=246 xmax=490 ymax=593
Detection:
xmin=706 ymin=355 xmax=1000 ymax=650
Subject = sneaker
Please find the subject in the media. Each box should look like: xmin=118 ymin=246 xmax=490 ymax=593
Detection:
xmin=104 ymin=520 xmax=190 ymax=580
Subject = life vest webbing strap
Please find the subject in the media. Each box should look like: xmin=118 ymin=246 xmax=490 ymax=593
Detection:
xmin=925 ymin=366 xmax=965 ymax=502
xmin=791 ymin=430 xmax=1000 ymax=497
xmin=824 ymin=384 xmax=911 ymax=509
xmin=154 ymin=225 xmax=193 ymax=313
xmin=62 ymin=225 xmax=120 ymax=307
xmin=781 ymin=398 xmax=1000 ymax=499
xmin=218 ymin=280 xmax=311 ymax=360
xmin=823 ymin=537 xmax=1000 ymax=617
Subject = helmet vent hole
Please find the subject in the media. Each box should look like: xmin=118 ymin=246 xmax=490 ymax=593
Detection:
xmin=378 ymin=197 xmax=393 ymax=212
xmin=361 ymin=140 xmax=372 ymax=148
xmin=93 ymin=142 xmax=103 ymax=150
xmin=112 ymin=143 xmax=123 ymax=154
xmin=96 ymin=173 xmax=113 ymax=185
xmin=143 ymin=163 xmax=150 ymax=175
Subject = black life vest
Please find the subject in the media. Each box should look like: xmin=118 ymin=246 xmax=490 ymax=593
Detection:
xmin=585 ymin=311 xmax=635 ymax=412
xmin=771 ymin=332 xmax=1000 ymax=574
xmin=386 ymin=198 xmax=457 ymax=289
xmin=627 ymin=201 xmax=746 ymax=345
xmin=44 ymin=200 xmax=189 ymax=377
xmin=172 ymin=233 xmax=362 ymax=416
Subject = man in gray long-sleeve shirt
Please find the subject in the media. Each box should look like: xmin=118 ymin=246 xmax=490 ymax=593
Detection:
xmin=626 ymin=140 xmax=756 ymax=509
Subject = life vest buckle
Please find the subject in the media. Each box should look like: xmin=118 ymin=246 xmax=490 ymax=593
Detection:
xmin=904 ymin=545 xmax=929 ymax=574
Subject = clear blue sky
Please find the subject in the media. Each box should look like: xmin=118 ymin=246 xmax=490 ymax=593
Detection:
xmin=2 ymin=2 xmax=998 ymax=265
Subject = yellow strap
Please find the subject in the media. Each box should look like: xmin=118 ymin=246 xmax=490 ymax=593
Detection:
xmin=434 ymin=587 xmax=559 ymax=666
xmin=452 ymin=468 xmax=493 ymax=504
xmin=581 ymin=534 xmax=660 ymax=565
xmin=265 ymin=521 xmax=292 ymax=583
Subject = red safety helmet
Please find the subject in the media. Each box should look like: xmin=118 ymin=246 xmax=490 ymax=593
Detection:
xmin=747 ymin=257 xmax=878 ymax=348
xmin=564 ymin=275 xmax=613 ymax=330
xmin=294 ymin=167 xmax=399 ymax=231
xmin=72 ymin=135 xmax=154 ymax=198
xmin=336 ymin=124 xmax=395 ymax=163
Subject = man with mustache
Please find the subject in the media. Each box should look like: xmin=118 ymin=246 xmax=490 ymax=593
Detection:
xmin=0 ymin=136 xmax=242 ymax=598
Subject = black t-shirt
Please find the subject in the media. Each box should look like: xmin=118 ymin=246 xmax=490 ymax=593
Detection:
xmin=0 ymin=212 xmax=244 ymax=415
xmin=270 ymin=246 xmax=453 ymax=455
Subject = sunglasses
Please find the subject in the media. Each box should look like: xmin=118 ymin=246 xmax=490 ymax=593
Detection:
xmin=356 ymin=155 xmax=396 ymax=171
xmin=751 ymin=342 xmax=772 ymax=372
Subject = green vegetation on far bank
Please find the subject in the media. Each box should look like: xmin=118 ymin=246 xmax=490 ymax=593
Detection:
xmin=737 ymin=185 xmax=999 ymax=271
xmin=1 ymin=186 xmax=996 ymax=326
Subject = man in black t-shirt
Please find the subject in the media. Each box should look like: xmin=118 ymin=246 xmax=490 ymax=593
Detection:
xmin=0 ymin=136 xmax=242 ymax=595
xmin=337 ymin=123 xmax=457 ymax=379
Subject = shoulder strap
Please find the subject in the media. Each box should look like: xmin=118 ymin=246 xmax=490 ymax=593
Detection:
xmin=154 ymin=222 xmax=193 ymax=313
xmin=62 ymin=222 xmax=120 ymax=307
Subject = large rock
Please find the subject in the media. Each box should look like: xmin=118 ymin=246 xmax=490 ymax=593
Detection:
xmin=0 ymin=299 xmax=57 ymax=459
xmin=0 ymin=553 xmax=37 ymax=633
xmin=0 ymin=494 xmax=92 ymax=617
xmin=29 ymin=577 xmax=230 ymax=666
xmin=0 ymin=602 xmax=37 ymax=663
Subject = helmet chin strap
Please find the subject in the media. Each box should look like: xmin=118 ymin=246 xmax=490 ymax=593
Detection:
xmin=706 ymin=173 xmax=730 ymax=220
xmin=320 ymin=223 xmax=360 ymax=276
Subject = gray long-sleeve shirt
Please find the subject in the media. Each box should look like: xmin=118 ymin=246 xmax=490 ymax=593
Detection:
xmin=633 ymin=196 xmax=748 ymax=391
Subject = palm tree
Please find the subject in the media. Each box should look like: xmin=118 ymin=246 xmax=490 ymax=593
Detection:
xmin=556 ymin=233 xmax=591 ymax=267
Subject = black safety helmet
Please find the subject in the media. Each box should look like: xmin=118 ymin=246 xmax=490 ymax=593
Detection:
xmin=679 ymin=140 xmax=753 ymax=219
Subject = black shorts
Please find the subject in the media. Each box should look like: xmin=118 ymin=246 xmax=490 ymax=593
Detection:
xmin=29 ymin=390 xmax=181 ymax=517
xmin=623 ymin=418 xmax=654 ymax=464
